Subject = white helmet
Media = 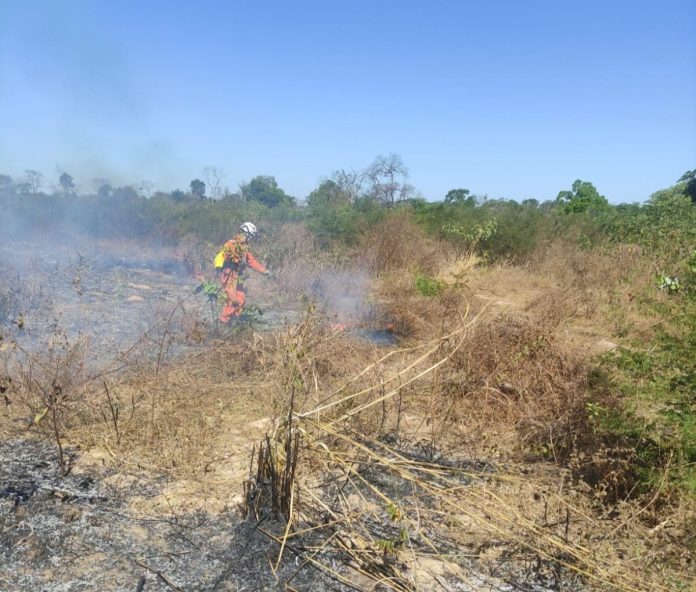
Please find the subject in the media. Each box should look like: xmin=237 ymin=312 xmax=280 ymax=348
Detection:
xmin=240 ymin=222 xmax=258 ymax=239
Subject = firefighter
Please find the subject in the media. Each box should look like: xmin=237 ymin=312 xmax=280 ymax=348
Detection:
xmin=215 ymin=222 xmax=272 ymax=324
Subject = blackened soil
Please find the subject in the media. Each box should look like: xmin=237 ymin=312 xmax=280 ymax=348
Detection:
xmin=0 ymin=439 xmax=353 ymax=591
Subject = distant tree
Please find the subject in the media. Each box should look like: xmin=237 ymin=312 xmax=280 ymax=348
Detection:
xmin=93 ymin=178 xmax=111 ymax=193
xmin=24 ymin=170 xmax=43 ymax=195
xmin=222 ymin=190 xmax=243 ymax=202
xmin=59 ymin=172 xmax=75 ymax=195
xmin=0 ymin=174 xmax=14 ymax=194
xmin=171 ymin=189 xmax=187 ymax=201
xmin=97 ymin=184 xmax=113 ymax=199
xmin=112 ymin=186 xmax=138 ymax=200
xmin=364 ymin=154 xmax=413 ymax=206
xmin=307 ymin=179 xmax=352 ymax=207
xmin=522 ymin=198 xmax=539 ymax=208
xmin=306 ymin=180 xmax=361 ymax=242
xmin=444 ymin=188 xmax=475 ymax=206
xmin=678 ymin=169 xmax=696 ymax=204
xmin=202 ymin=166 xmax=227 ymax=200
xmin=556 ymin=179 xmax=608 ymax=213
xmin=190 ymin=178 xmax=206 ymax=199
xmin=240 ymin=175 xmax=294 ymax=208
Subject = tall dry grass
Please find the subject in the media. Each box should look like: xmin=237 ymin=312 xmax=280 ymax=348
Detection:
xmin=241 ymin=300 xmax=692 ymax=591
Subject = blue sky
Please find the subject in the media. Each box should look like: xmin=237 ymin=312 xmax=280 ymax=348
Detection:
xmin=1 ymin=0 xmax=694 ymax=203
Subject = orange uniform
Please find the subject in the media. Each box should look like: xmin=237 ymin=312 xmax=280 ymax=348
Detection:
xmin=217 ymin=234 xmax=267 ymax=323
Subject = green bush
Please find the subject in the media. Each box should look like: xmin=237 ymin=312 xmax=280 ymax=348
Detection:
xmin=598 ymin=194 xmax=696 ymax=263
xmin=595 ymin=300 xmax=696 ymax=494
xmin=415 ymin=275 xmax=445 ymax=297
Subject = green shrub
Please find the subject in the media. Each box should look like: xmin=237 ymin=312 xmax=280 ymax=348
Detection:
xmin=415 ymin=275 xmax=445 ymax=297
xmin=595 ymin=304 xmax=696 ymax=495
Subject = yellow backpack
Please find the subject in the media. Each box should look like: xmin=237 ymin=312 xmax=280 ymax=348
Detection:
xmin=214 ymin=235 xmax=248 ymax=269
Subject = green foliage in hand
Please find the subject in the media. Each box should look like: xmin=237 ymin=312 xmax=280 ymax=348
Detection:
xmin=201 ymin=280 xmax=224 ymax=303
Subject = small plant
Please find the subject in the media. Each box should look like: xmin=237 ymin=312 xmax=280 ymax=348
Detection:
xmin=685 ymin=249 xmax=696 ymax=296
xmin=375 ymin=538 xmax=398 ymax=555
xmin=231 ymin=304 xmax=264 ymax=332
xmin=657 ymin=274 xmax=680 ymax=293
xmin=688 ymin=249 xmax=696 ymax=275
xmin=577 ymin=233 xmax=594 ymax=252
xmin=375 ymin=527 xmax=408 ymax=556
xmin=586 ymin=401 xmax=607 ymax=433
xmin=415 ymin=275 xmax=445 ymax=297
xmin=386 ymin=502 xmax=402 ymax=521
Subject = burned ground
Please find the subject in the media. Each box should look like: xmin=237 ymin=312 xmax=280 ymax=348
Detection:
xmin=0 ymin=439 xmax=359 ymax=591
xmin=0 ymin=241 xmax=210 ymax=364
xmin=0 ymin=436 xmax=572 ymax=592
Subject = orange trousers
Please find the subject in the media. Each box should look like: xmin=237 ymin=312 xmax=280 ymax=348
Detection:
xmin=219 ymin=268 xmax=246 ymax=323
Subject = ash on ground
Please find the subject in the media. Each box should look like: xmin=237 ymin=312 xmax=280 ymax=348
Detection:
xmin=1 ymin=439 xmax=580 ymax=592
xmin=0 ymin=439 xmax=358 ymax=591
xmin=0 ymin=241 xmax=305 ymax=365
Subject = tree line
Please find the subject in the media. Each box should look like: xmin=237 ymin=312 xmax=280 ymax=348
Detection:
xmin=3 ymin=155 xmax=694 ymax=209
xmin=1 ymin=155 xmax=694 ymax=256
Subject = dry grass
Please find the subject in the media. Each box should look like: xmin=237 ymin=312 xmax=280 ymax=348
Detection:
xmin=2 ymin=224 xmax=694 ymax=590
xmin=242 ymin=307 xmax=695 ymax=591
xmin=533 ymin=240 xmax=664 ymax=342
xmin=2 ymin=332 xmax=93 ymax=473
xmin=362 ymin=212 xmax=447 ymax=274
xmin=349 ymin=227 xmax=661 ymax=485
xmin=3 ymin=291 xmax=693 ymax=589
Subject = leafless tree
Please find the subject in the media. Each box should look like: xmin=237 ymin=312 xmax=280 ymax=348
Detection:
xmin=202 ymin=166 xmax=227 ymax=201
xmin=23 ymin=169 xmax=44 ymax=195
xmin=364 ymin=154 xmax=413 ymax=206
xmin=331 ymin=168 xmax=364 ymax=204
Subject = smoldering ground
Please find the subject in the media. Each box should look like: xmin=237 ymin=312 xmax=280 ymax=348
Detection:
xmin=0 ymin=238 xmax=207 ymax=364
